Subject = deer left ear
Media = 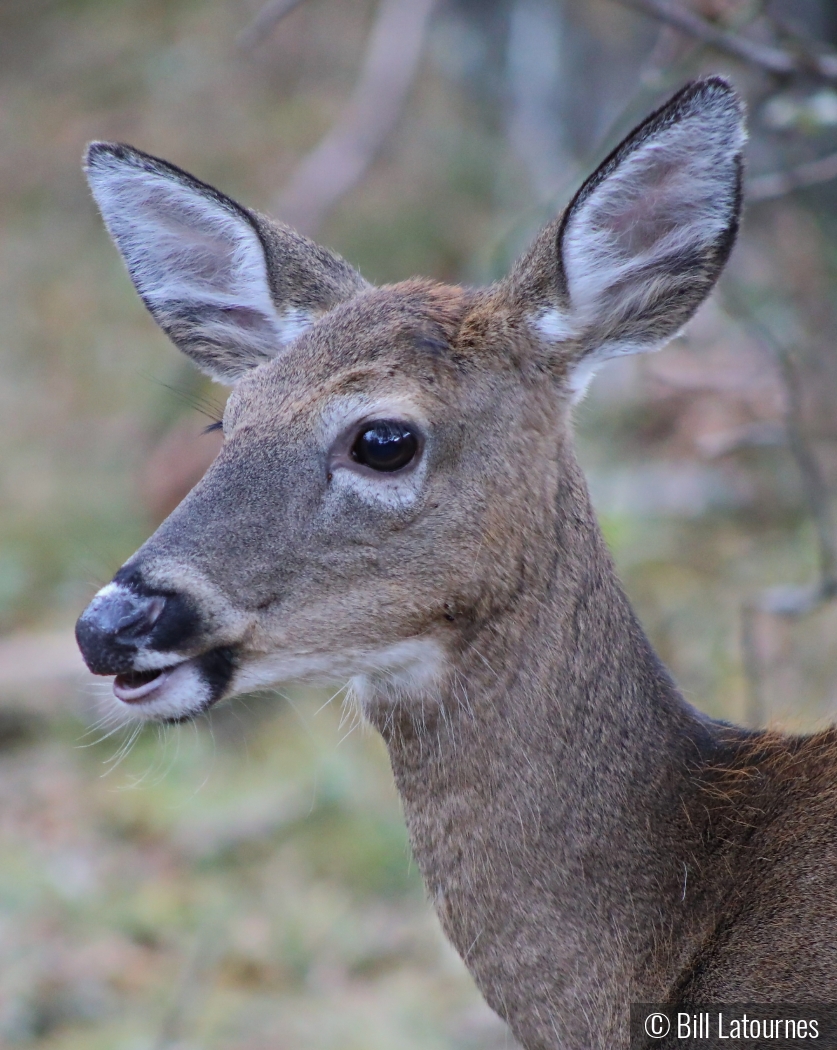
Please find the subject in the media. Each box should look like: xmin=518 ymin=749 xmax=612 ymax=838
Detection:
xmin=84 ymin=142 xmax=368 ymax=383
xmin=508 ymin=77 xmax=745 ymax=400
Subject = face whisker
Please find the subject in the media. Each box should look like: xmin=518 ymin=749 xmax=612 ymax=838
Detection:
xmin=315 ymin=683 xmax=347 ymax=716
xmin=77 ymin=711 xmax=126 ymax=741
xmin=101 ymin=721 xmax=144 ymax=775
xmin=78 ymin=698 xmax=135 ymax=748
xmin=78 ymin=720 xmax=132 ymax=749
xmin=336 ymin=716 xmax=362 ymax=747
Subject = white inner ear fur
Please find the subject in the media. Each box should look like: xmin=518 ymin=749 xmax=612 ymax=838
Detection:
xmin=87 ymin=160 xmax=311 ymax=358
xmin=537 ymin=306 xmax=688 ymax=403
xmin=535 ymin=95 xmax=744 ymax=401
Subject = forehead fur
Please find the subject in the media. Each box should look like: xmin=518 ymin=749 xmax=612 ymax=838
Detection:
xmin=304 ymin=278 xmax=470 ymax=361
xmin=224 ymin=278 xmax=570 ymax=440
xmin=229 ymin=279 xmax=478 ymax=413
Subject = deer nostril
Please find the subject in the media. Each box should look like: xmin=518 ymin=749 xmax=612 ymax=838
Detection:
xmin=76 ymin=579 xmax=205 ymax=677
xmin=75 ymin=587 xmax=170 ymax=676
xmin=122 ymin=595 xmax=165 ymax=636
xmin=93 ymin=590 xmax=164 ymax=639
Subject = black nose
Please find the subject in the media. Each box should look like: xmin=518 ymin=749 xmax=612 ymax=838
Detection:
xmin=76 ymin=588 xmax=166 ymax=675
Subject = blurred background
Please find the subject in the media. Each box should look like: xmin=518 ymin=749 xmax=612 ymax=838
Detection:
xmin=3 ymin=0 xmax=837 ymax=1046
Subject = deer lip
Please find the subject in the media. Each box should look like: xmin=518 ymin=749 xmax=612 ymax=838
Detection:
xmin=113 ymin=663 xmax=181 ymax=703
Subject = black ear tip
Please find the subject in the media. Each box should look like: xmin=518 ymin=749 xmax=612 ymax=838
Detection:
xmin=676 ymin=75 xmax=745 ymax=119
xmin=691 ymin=74 xmax=735 ymax=95
xmin=655 ymin=76 xmax=746 ymax=154
xmin=84 ymin=141 xmax=139 ymax=173
xmin=677 ymin=75 xmax=735 ymax=100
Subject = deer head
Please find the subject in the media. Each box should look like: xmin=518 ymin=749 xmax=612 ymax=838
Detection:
xmin=76 ymin=78 xmax=744 ymax=725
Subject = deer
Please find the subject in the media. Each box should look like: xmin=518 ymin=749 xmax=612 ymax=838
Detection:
xmin=74 ymin=78 xmax=837 ymax=1050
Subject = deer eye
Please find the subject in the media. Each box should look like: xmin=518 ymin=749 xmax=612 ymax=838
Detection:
xmin=351 ymin=420 xmax=420 ymax=473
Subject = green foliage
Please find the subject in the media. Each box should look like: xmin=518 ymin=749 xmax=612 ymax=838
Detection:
xmin=0 ymin=693 xmax=501 ymax=1048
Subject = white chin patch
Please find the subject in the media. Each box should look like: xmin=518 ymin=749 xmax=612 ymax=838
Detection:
xmin=109 ymin=658 xmax=212 ymax=722
xmin=231 ymin=637 xmax=447 ymax=709
xmin=106 ymin=637 xmax=447 ymax=724
xmin=347 ymin=638 xmax=447 ymax=709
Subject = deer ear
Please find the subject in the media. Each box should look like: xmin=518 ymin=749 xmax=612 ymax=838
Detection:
xmin=84 ymin=143 xmax=368 ymax=383
xmin=511 ymin=78 xmax=745 ymax=400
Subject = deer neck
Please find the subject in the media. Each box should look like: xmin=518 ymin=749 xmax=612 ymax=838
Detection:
xmin=371 ymin=449 xmax=733 ymax=1050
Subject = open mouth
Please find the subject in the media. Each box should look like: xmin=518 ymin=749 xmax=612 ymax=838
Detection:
xmin=113 ymin=664 xmax=179 ymax=703
xmin=108 ymin=646 xmax=237 ymax=720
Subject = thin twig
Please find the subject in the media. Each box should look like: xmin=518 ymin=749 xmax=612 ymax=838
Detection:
xmin=576 ymin=42 xmax=837 ymax=210
xmin=775 ymin=341 xmax=837 ymax=597
xmin=238 ymin=0 xmax=307 ymax=52
xmin=720 ymin=287 xmax=837 ymax=719
xmin=273 ymin=0 xmax=438 ymax=236
xmin=722 ymin=285 xmax=837 ymax=617
xmin=698 ymin=420 xmax=785 ymax=459
xmin=749 ymin=150 xmax=837 ymax=201
xmin=613 ymin=0 xmax=837 ymax=82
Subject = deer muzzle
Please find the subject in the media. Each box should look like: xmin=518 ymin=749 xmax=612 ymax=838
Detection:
xmin=75 ymin=579 xmax=238 ymax=720
xmin=75 ymin=586 xmax=167 ymax=675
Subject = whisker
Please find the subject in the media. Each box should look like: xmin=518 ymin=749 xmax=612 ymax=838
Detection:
xmin=140 ymin=372 xmax=226 ymax=423
xmin=101 ymin=721 xmax=144 ymax=775
xmin=315 ymin=683 xmax=347 ymax=716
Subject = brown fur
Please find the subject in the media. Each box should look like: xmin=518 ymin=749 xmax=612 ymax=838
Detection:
xmin=76 ymin=80 xmax=837 ymax=1050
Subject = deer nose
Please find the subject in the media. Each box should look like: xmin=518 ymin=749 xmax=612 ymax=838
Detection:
xmin=75 ymin=586 xmax=166 ymax=675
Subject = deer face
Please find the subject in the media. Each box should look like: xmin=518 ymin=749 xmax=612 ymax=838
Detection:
xmin=77 ymin=274 xmax=564 ymax=722
xmin=76 ymin=78 xmax=745 ymax=722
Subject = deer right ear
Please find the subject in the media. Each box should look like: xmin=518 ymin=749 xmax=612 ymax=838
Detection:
xmin=84 ymin=143 xmax=368 ymax=383
xmin=509 ymin=77 xmax=745 ymax=401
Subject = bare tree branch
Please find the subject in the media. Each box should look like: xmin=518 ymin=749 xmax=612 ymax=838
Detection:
xmin=749 ymin=150 xmax=837 ymax=201
xmin=273 ymin=0 xmax=438 ymax=236
xmin=698 ymin=420 xmax=786 ymax=458
xmin=722 ymin=287 xmax=837 ymax=618
xmin=772 ymin=339 xmax=837 ymax=603
xmin=613 ymin=0 xmax=837 ymax=82
xmin=717 ymin=286 xmax=837 ymax=720
xmin=617 ymin=0 xmax=837 ymax=206
xmin=238 ymin=0 xmax=307 ymax=52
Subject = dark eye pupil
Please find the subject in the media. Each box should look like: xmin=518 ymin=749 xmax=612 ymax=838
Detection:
xmin=352 ymin=420 xmax=419 ymax=472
